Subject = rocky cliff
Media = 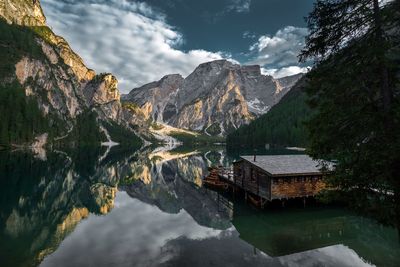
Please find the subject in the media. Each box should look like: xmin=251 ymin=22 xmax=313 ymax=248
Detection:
xmin=0 ymin=0 xmax=140 ymax=146
xmin=123 ymin=74 xmax=184 ymax=122
xmin=124 ymin=60 xmax=302 ymax=135
xmin=0 ymin=0 xmax=46 ymax=26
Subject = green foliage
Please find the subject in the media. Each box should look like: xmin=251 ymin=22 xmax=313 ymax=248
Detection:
xmin=169 ymin=131 xmax=225 ymax=145
xmin=103 ymin=121 xmax=142 ymax=147
xmin=70 ymin=146 xmax=106 ymax=177
xmin=301 ymin=0 xmax=400 ymax=221
xmin=205 ymin=122 xmax=222 ymax=136
xmin=0 ymin=81 xmax=62 ymax=146
xmin=0 ymin=19 xmax=68 ymax=146
xmin=91 ymin=73 xmax=112 ymax=83
xmin=30 ymin=26 xmax=54 ymax=45
xmin=226 ymin=78 xmax=310 ymax=149
xmin=60 ymin=112 xmax=142 ymax=147
xmin=0 ymin=19 xmax=44 ymax=78
xmin=65 ymin=111 xmax=105 ymax=146
xmin=122 ymin=102 xmax=140 ymax=110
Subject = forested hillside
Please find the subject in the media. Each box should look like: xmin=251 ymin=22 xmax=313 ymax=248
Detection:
xmin=0 ymin=19 xmax=65 ymax=146
xmin=226 ymin=78 xmax=310 ymax=149
xmin=0 ymin=17 xmax=142 ymax=148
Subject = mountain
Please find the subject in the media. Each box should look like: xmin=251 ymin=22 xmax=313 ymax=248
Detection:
xmin=123 ymin=60 xmax=302 ymax=136
xmin=0 ymin=0 xmax=141 ymax=147
xmin=226 ymin=77 xmax=311 ymax=149
xmin=123 ymin=74 xmax=184 ymax=123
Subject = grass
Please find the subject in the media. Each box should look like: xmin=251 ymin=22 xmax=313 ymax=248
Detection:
xmin=30 ymin=26 xmax=55 ymax=44
xmin=150 ymin=122 xmax=164 ymax=131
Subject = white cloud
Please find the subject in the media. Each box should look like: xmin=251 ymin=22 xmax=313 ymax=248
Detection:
xmin=41 ymin=0 xmax=232 ymax=93
xmin=249 ymin=26 xmax=308 ymax=68
xmin=40 ymin=193 xmax=228 ymax=267
xmin=226 ymin=0 xmax=252 ymax=13
xmin=242 ymin=31 xmax=256 ymax=39
xmin=41 ymin=192 xmax=375 ymax=267
xmin=261 ymin=66 xmax=309 ymax=79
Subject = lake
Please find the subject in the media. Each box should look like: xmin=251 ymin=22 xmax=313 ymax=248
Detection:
xmin=0 ymin=146 xmax=399 ymax=267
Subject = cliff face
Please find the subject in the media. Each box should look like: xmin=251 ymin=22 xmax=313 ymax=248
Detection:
xmin=123 ymin=74 xmax=184 ymax=122
xmin=83 ymin=74 xmax=124 ymax=122
xmin=0 ymin=0 xmax=46 ymax=26
xmin=124 ymin=60 xmax=302 ymax=135
xmin=0 ymin=0 xmax=139 ymax=145
xmin=14 ymin=46 xmax=84 ymax=122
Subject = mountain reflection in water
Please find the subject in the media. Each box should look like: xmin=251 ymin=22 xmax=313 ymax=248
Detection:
xmin=0 ymin=146 xmax=399 ymax=267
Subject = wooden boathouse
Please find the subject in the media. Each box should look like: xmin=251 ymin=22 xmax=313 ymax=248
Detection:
xmin=205 ymin=155 xmax=329 ymax=207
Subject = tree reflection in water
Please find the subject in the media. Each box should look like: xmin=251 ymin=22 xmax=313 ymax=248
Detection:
xmin=0 ymin=146 xmax=399 ymax=267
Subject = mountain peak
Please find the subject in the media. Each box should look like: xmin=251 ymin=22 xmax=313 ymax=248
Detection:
xmin=125 ymin=60 xmax=302 ymax=135
xmin=197 ymin=59 xmax=239 ymax=70
xmin=160 ymin=74 xmax=184 ymax=83
xmin=0 ymin=0 xmax=46 ymax=26
xmin=241 ymin=65 xmax=262 ymax=76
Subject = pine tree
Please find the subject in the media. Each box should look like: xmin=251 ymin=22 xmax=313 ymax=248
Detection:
xmin=300 ymin=0 xmax=400 ymax=226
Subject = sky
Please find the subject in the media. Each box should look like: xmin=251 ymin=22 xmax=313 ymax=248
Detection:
xmin=41 ymin=0 xmax=315 ymax=93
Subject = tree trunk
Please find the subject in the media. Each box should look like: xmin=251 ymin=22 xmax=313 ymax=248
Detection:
xmin=394 ymin=173 xmax=400 ymax=242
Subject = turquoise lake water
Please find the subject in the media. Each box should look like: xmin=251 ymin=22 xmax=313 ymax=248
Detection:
xmin=0 ymin=146 xmax=399 ymax=267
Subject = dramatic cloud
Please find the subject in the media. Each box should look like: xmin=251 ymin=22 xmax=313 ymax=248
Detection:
xmin=41 ymin=0 xmax=231 ymax=93
xmin=262 ymin=66 xmax=309 ymax=79
xmin=249 ymin=26 xmax=308 ymax=76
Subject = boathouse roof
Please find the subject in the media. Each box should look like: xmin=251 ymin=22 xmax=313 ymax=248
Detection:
xmin=239 ymin=155 xmax=329 ymax=177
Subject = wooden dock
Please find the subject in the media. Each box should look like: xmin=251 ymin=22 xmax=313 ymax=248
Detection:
xmin=204 ymin=155 xmax=330 ymax=209
xmin=203 ymin=166 xmax=268 ymax=208
xmin=203 ymin=167 xmax=231 ymax=190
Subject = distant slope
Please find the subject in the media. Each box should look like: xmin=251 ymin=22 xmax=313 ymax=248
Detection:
xmin=226 ymin=77 xmax=311 ymax=148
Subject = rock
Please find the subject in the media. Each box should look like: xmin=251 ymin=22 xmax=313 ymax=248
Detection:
xmin=1 ymin=0 xmax=140 ymax=145
xmin=90 ymin=183 xmax=117 ymax=215
xmin=84 ymin=74 xmax=120 ymax=106
xmin=122 ymin=74 xmax=184 ymax=122
xmin=124 ymin=60 xmax=303 ymax=135
xmin=0 ymin=0 xmax=46 ymax=26
xmin=15 ymin=56 xmax=84 ymax=120
xmin=31 ymin=133 xmax=48 ymax=160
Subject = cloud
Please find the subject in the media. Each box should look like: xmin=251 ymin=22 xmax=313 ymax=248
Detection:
xmin=248 ymin=26 xmax=309 ymax=78
xmin=41 ymin=192 xmax=375 ymax=267
xmin=242 ymin=31 xmax=256 ymax=39
xmin=249 ymin=26 xmax=308 ymax=67
xmin=226 ymin=0 xmax=251 ymax=13
xmin=261 ymin=66 xmax=309 ymax=79
xmin=41 ymin=0 xmax=232 ymax=93
xmin=40 ymin=193 xmax=228 ymax=267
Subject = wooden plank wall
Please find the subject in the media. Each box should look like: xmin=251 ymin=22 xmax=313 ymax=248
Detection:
xmin=271 ymin=176 xmax=325 ymax=200
xmin=233 ymin=161 xmax=271 ymax=199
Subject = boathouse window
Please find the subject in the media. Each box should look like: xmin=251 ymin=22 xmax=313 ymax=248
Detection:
xmin=250 ymin=168 xmax=256 ymax=182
